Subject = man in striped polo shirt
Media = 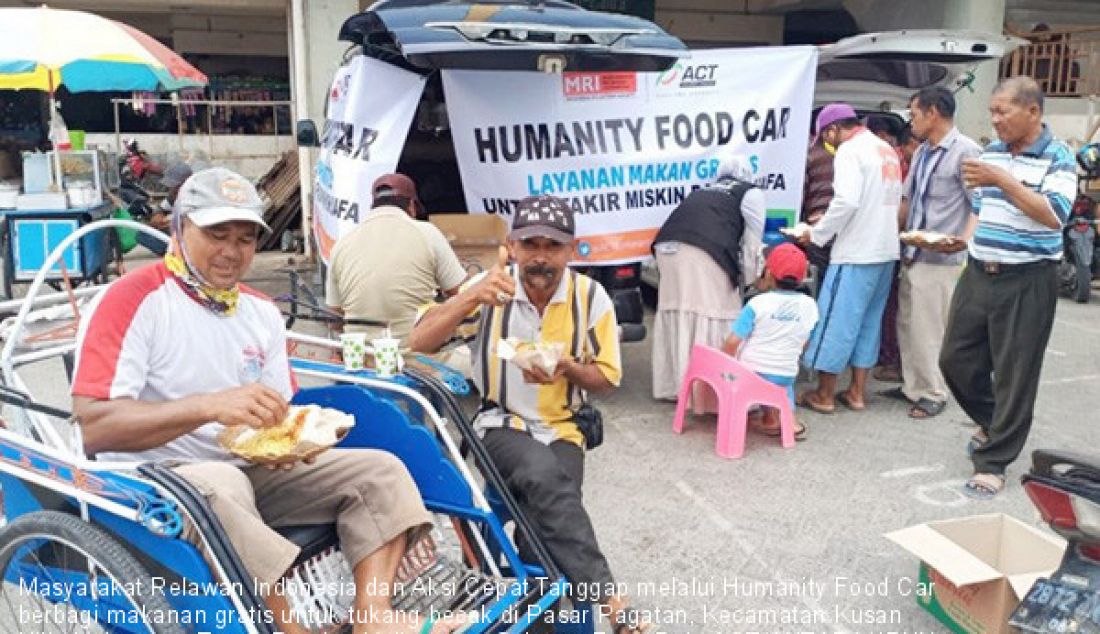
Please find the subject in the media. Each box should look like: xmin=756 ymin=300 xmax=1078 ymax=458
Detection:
xmin=940 ymin=76 xmax=1078 ymax=500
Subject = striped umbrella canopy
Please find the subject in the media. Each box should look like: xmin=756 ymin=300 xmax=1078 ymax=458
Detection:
xmin=0 ymin=6 xmax=207 ymax=93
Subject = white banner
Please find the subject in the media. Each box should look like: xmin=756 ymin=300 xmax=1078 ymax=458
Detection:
xmin=442 ymin=47 xmax=818 ymax=263
xmin=313 ymin=56 xmax=426 ymax=262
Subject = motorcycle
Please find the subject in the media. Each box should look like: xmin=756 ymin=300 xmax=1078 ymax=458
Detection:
xmin=1059 ymin=194 xmax=1097 ymax=303
xmin=1009 ymin=450 xmax=1100 ymax=632
xmin=115 ymin=172 xmax=168 ymax=256
xmin=120 ymin=138 xmax=166 ymax=195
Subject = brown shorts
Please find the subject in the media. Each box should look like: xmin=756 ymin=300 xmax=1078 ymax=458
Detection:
xmin=173 ymin=448 xmax=431 ymax=586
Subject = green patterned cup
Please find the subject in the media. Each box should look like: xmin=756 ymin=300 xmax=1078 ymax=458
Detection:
xmin=372 ymin=337 xmax=402 ymax=378
xmin=340 ymin=333 xmax=368 ymax=372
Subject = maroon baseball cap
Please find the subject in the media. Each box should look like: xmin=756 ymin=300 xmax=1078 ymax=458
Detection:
xmin=372 ymin=173 xmax=421 ymax=210
xmin=766 ymin=243 xmax=809 ymax=284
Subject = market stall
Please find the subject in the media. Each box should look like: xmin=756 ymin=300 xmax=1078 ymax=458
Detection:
xmin=0 ymin=5 xmax=207 ymax=298
xmin=1 ymin=149 xmax=115 ymax=298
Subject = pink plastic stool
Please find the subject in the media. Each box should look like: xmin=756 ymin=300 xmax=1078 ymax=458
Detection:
xmin=672 ymin=344 xmax=798 ymax=459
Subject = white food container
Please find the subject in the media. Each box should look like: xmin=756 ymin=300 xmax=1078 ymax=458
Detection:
xmin=0 ymin=182 xmax=20 ymax=209
xmin=65 ymin=181 xmax=100 ymax=208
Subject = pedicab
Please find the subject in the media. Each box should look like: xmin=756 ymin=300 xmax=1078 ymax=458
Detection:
xmin=0 ymin=219 xmax=583 ymax=633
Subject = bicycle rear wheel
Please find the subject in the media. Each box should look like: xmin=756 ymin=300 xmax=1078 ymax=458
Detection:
xmin=0 ymin=510 xmax=184 ymax=634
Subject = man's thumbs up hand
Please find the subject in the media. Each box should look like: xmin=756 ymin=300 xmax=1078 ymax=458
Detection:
xmin=474 ymin=245 xmax=516 ymax=307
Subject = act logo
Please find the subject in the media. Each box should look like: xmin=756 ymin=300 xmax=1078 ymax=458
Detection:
xmin=657 ymin=62 xmax=683 ymax=86
xmin=657 ymin=63 xmax=719 ymax=89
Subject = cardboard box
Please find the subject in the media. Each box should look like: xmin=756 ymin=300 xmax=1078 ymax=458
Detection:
xmin=429 ymin=214 xmax=509 ymax=273
xmin=886 ymin=513 xmax=1065 ymax=634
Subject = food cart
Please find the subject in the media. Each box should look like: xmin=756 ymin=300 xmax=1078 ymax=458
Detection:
xmin=0 ymin=148 xmax=117 ymax=298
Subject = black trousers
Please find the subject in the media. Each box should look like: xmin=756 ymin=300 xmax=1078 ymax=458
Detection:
xmin=939 ymin=260 xmax=1057 ymax=475
xmin=482 ymin=427 xmax=615 ymax=595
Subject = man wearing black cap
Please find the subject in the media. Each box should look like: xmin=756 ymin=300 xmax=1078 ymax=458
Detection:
xmin=325 ymin=172 xmax=467 ymax=343
xmin=411 ymin=196 xmax=654 ymax=632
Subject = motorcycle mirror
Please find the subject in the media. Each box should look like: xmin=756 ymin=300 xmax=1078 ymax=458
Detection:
xmin=296 ymin=120 xmax=320 ymax=148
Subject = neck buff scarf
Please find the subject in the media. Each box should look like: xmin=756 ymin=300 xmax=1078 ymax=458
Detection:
xmin=164 ymin=213 xmax=240 ymax=316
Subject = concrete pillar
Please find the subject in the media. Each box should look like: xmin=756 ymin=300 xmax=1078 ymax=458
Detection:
xmin=941 ymin=0 xmax=1008 ymax=144
xmin=288 ymin=0 xmax=358 ymax=259
xmin=290 ymin=0 xmax=359 ymax=125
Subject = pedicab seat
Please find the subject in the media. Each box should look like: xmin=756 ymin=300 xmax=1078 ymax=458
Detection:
xmin=274 ymin=524 xmax=339 ymax=564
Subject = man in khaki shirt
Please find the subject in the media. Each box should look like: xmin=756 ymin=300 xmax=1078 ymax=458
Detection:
xmin=326 ymin=173 xmax=467 ymax=342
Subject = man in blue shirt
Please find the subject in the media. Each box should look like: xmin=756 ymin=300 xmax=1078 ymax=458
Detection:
xmin=940 ymin=76 xmax=1077 ymax=500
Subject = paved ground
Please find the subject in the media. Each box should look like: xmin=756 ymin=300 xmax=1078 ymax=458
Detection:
xmin=590 ymin=293 xmax=1099 ymax=632
xmin=3 ymin=251 xmax=1098 ymax=632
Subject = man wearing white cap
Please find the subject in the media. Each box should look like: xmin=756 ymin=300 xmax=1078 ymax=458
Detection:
xmin=71 ymin=168 xmax=461 ymax=633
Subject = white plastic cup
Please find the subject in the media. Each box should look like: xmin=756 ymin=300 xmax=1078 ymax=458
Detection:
xmin=340 ymin=332 xmax=368 ymax=372
xmin=372 ymin=337 xmax=402 ymax=378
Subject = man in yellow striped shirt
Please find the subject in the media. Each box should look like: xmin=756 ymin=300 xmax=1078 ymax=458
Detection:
xmin=412 ymin=196 xmax=650 ymax=632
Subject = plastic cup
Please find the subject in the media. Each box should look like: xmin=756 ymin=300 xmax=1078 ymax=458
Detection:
xmin=340 ymin=332 xmax=368 ymax=372
xmin=372 ymin=337 xmax=402 ymax=378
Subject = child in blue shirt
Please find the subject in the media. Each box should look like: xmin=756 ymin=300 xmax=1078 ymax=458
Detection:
xmin=723 ymin=243 xmax=818 ymax=438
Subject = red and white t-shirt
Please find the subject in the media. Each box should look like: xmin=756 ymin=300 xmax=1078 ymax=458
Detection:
xmin=72 ymin=262 xmax=296 ymax=465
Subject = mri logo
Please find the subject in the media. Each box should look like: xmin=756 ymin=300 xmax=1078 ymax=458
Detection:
xmin=749 ymin=155 xmax=760 ymax=174
xmin=563 ymin=72 xmax=637 ymax=99
xmin=577 ymin=241 xmax=592 ymax=258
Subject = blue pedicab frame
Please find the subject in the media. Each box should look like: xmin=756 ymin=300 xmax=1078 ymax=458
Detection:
xmin=0 ymin=219 xmax=575 ymax=633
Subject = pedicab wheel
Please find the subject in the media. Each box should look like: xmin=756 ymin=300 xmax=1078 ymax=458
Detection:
xmin=0 ymin=510 xmax=184 ymax=634
xmin=1075 ymin=261 xmax=1091 ymax=303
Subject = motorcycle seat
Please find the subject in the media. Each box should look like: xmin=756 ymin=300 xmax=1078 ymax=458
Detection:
xmin=1030 ymin=449 xmax=1100 ymax=502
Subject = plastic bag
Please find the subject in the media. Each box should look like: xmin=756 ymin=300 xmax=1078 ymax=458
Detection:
xmin=112 ymin=208 xmax=138 ymax=254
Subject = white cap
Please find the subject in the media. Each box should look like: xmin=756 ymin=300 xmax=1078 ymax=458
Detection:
xmin=175 ymin=167 xmax=270 ymax=231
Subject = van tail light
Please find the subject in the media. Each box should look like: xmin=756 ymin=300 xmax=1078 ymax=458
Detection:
xmin=614 ymin=266 xmax=636 ymax=280
xmin=1024 ymin=480 xmax=1100 ymax=540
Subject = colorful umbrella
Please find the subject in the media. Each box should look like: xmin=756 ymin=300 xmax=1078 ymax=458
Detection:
xmin=0 ymin=6 xmax=207 ymax=93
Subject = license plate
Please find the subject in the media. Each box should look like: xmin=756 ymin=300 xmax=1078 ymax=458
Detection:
xmin=1010 ymin=577 xmax=1100 ymax=633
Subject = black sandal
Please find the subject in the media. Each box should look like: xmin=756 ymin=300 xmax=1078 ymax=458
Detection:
xmin=909 ymin=398 xmax=945 ymax=419
xmin=877 ymin=386 xmax=911 ymax=403
xmin=749 ymin=417 xmax=807 ymax=440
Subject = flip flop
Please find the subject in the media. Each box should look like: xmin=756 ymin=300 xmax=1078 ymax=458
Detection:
xmin=966 ymin=433 xmax=989 ymax=457
xmin=749 ymin=417 xmax=807 ymax=441
xmin=962 ymin=473 xmax=1005 ymax=500
xmin=877 ymin=386 xmax=911 ymax=403
xmin=610 ymin=607 xmax=657 ymax=634
xmin=909 ymin=398 xmax=946 ymax=419
xmin=797 ymin=392 xmax=834 ymax=415
xmin=835 ymin=392 xmax=865 ymax=411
